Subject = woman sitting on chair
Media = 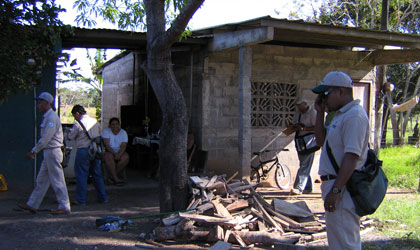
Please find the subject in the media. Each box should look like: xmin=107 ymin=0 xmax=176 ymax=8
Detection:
xmin=102 ymin=117 xmax=129 ymax=185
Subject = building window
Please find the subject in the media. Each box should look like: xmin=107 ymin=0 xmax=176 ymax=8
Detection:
xmin=251 ymin=82 xmax=297 ymax=127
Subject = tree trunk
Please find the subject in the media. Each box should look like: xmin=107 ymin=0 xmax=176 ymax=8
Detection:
xmin=143 ymin=0 xmax=204 ymax=212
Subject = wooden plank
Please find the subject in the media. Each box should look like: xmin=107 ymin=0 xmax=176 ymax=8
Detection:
xmin=231 ymin=231 xmax=247 ymax=247
xmin=226 ymin=171 xmax=238 ymax=183
xmin=231 ymin=184 xmax=258 ymax=193
xmin=189 ymin=176 xmax=204 ymax=185
xmin=204 ymin=175 xmax=218 ymax=189
xmin=225 ymin=199 xmax=248 ymax=212
xmin=209 ymin=27 xmax=274 ymax=51
xmin=212 ymin=200 xmax=232 ymax=218
xmin=253 ymin=196 xmax=284 ymax=233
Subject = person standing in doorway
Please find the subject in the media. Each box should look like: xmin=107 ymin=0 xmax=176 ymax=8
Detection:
xmin=290 ymin=96 xmax=317 ymax=195
xmin=19 ymin=92 xmax=71 ymax=215
xmin=313 ymin=71 xmax=369 ymax=249
xmin=67 ymin=105 xmax=108 ymax=205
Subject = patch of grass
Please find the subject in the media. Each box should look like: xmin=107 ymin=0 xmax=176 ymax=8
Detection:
xmin=379 ymin=146 xmax=420 ymax=190
xmin=371 ymin=196 xmax=420 ymax=248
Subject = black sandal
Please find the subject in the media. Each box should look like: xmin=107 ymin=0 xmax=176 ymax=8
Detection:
xmin=115 ymin=181 xmax=125 ymax=186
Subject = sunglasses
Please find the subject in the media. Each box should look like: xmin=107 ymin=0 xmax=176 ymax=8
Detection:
xmin=323 ymin=88 xmax=336 ymax=96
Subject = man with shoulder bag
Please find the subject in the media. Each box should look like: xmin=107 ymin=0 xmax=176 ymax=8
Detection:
xmin=289 ymin=96 xmax=319 ymax=195
xmin=67 ymin=105 xmax=108 ymax=206
xmin=312 ymin=71 xmax=369 ymax=250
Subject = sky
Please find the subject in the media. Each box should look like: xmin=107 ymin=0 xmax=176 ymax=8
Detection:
xmin=55 ymin=0 xmax=308 ymax=89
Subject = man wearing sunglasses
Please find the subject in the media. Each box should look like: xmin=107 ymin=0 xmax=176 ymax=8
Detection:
xmin=312 ymin=71 xmax=369 ymax=250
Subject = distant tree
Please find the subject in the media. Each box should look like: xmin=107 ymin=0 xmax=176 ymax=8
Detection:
xmin=290 ymin=0 xmax=420 ymax=146
xmin=59 ymin=48 xmax=109 ymax=120
xmin=73 ymin=0 xmax=205 ymax=212
xmin=0 ymin=0 xmax=72 ymax=102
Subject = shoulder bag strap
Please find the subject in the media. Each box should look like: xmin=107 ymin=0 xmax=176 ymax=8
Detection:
xmin=326 ymin=141 xmax=340 ymax=175
xmin=76 ymin=119 xmax=92 ymax=140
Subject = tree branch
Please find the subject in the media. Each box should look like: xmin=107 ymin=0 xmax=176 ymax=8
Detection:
xmin=155 ymin=0 xmax=204 ymax=49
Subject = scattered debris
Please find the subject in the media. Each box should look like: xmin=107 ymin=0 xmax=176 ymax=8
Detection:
xmin=138 ymin=175 xmax=378 ymax=248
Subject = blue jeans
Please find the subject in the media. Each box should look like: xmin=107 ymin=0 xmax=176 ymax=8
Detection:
xmin=293 ymin=152 xmax=315 ymax=192
xmin=74 ymin=147 xmax=108 ymax=204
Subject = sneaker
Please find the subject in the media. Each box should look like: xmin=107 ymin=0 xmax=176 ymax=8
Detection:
xmin=290 ymin=188 xmax=303 ymax=195
xmin=98 ymin=199 xmax=109 ymax=204
xmin=303 ymin=190 xmax=313 ymax=194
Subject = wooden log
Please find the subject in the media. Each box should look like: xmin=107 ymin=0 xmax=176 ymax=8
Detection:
xmin=224 ymin=229 xmax=231 ymax=243
xmin=178 ymin=212 xmax=238 ymax=226
xmin=231 ymin=231 xmax=299 ymax=245
xmin=227 ymin=182 xmax=243 ymax=189
xmin=225 ymin=199 xmax=249 ymax=212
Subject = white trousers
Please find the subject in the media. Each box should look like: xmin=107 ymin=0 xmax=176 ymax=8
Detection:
xmin=321 ymin=180 xmax=361 ymax=250
xmin=27 ymin=148 xmax=71 ymax=210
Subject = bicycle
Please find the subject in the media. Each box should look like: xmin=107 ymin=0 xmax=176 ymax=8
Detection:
xmin=250 ymin=149 xmax=291 ymax=190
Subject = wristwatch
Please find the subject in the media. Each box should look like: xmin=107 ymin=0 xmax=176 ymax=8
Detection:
xmin=332 ymin=186 xmax=341 ymax=194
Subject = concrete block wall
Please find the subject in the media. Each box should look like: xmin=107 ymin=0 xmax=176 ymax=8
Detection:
xmin=201 ymin=44 xmax=376 ymax=177
xmin=102 ymin=52 xmax=141 ymax=130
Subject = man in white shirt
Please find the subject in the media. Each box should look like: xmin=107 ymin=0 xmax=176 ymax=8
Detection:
xmin=67 ymin=105 xmax=108 ymax=205
xmin=19 ymin=92 xmax=71 ymax=215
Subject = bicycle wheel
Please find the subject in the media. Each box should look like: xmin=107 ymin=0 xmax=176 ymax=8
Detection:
xmin=250 ymin=167 xmax=261 ymax=184
xmin=275 ymin=162 xmax=291 ymax=190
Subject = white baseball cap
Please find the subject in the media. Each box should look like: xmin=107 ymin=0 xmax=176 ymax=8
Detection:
xmin=34 ymin=92 xmax=54 ymax=104
xmin=295 ymin=96 xmax=307 ymax=105
xmin=312 ymin=71 xmax=353 ymax=94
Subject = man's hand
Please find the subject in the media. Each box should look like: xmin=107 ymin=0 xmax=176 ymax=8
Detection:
xmin=324 ymin=190 xmax=340 ymax=212
xmin=314 ymin=95 xmax=326 ymax=113
xmin=25 ymin=152 xmax=35 ymax=160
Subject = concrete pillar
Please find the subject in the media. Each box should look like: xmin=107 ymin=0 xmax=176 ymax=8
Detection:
xmin=238 ymin=46 xmax=252 ymax=178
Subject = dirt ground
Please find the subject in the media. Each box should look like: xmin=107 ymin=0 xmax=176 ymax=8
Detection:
xmin=0 ymin=170 xmax=414 ymax=250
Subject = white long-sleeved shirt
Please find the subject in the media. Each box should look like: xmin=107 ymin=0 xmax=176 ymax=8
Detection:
xmin=31 ymin=108 xmax=63 ymax=153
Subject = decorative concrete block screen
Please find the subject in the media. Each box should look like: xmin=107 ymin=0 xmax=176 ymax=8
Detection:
xmin=251 ymin=82 xmax=297 ymax=128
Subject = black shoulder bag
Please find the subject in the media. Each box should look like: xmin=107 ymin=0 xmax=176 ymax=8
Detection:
xmin=76 ymin=120 xmax=105 ymax=161
xmin=294 ymin=113 xmax=320 ymax=154
xmin=325 ymin=141 xmax=388 ymax=216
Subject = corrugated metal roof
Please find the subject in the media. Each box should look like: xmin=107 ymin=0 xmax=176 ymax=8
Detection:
xmin=61 ymin=16 xmax=420 ymax=50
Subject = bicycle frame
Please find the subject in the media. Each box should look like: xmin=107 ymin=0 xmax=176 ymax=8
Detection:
xmin=253 ymin=152 xmax=279 ymax=178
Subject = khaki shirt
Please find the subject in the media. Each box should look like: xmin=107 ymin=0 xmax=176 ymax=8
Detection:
xmin=318 ymin=100 xmax=369 ymax=176
xmin=292 ymin=105 xmax=317 ymax=136
xmin=31 ymin=108 xmax=63 ymax=154
xmin=67 ymin=115 xmax=100 ymax=148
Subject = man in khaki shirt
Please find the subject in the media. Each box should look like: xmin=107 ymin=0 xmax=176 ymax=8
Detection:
xmin=19 ymin=92 xmax=71 ymax=215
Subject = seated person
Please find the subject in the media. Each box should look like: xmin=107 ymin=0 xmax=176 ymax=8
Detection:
xmin=102 ymin=117 xmax=129 ymax=185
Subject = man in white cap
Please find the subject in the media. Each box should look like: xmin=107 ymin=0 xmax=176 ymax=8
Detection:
xmin=313 ymin=71 xmax=369 ymax=249
xmin=289 ymin=96 xmax=318 ymax=195
xmin=19 ymin=92 xmax=71 ymax=215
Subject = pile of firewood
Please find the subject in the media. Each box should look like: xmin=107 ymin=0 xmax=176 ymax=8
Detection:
xmin=149 ymin=174 xmax=377 ymax=248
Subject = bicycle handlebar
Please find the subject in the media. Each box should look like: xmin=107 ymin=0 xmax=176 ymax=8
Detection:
xmin=253 ymin=149 xmax=289 ymax=156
